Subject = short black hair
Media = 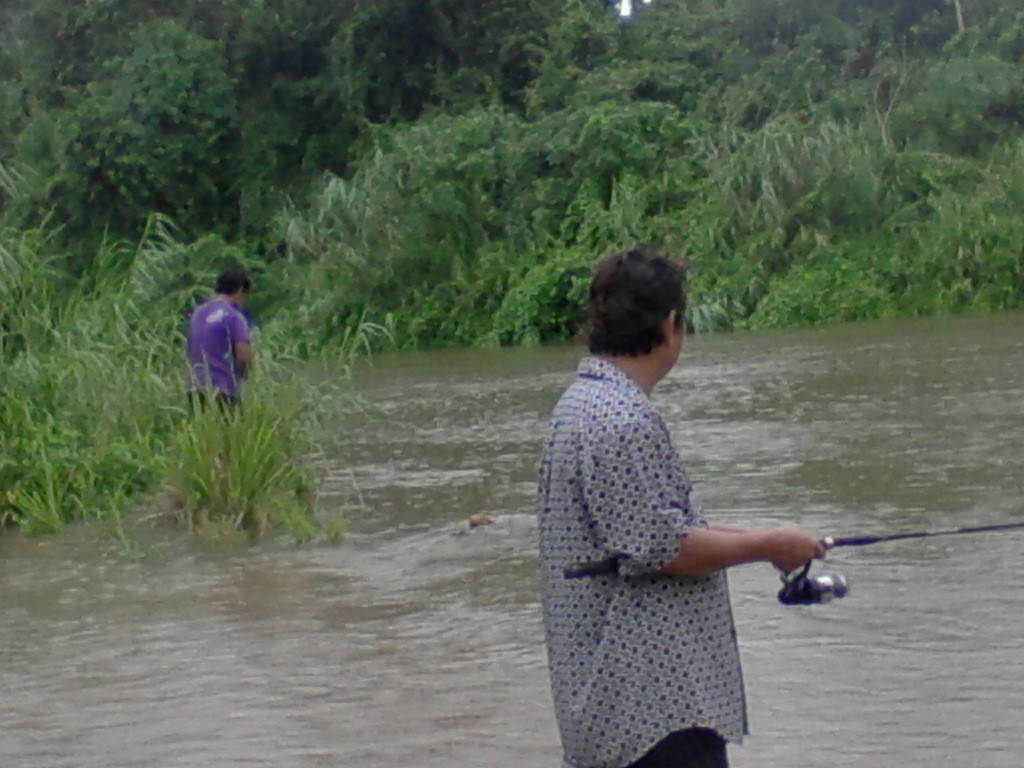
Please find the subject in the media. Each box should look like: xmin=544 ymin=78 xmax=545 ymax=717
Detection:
xmin=215 ymin=267 xmax=252 ymax=296
xmin=586 ymin=247 xmax=687 ymax=357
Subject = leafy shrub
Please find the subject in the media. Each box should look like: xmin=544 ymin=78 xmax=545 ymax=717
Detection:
xmin=488 ymin=247 xmax=594 ymax=346
xmin=747 ymin=247 xmax=895 ymax=328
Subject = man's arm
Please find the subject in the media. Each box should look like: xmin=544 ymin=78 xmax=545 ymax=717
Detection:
xmin=578 ymin=414 xmax=823 ymax=578
xmin=229 ymin=310 xmax=253 ymax=372
xmin=659 ymin=526 xmax=825 ymax=578
xmin=233 ymin=341 xmax=253 ymax=368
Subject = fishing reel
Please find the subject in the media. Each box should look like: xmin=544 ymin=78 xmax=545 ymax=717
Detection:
xmin=778 ymin=561 xmax=848 ymax=606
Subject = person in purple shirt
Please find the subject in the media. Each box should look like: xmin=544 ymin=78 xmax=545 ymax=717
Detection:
xmin=186 ymin=267 xmax=254 ymax=408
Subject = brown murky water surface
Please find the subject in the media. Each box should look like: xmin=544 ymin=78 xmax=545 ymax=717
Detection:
xmin=2 ymin=311 xmax=1022 ymax=767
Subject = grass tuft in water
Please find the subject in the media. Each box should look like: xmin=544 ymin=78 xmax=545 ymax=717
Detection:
xmin=170 ymin=385 xmax=328 ymax=542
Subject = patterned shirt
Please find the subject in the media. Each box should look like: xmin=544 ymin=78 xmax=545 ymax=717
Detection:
xmin=538 ymin=357 xmax=748 ymax=768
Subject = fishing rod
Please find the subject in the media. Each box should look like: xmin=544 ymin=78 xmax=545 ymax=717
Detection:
xmin=822 ymin=520 xmax=1024 ymax=550
xmin=779 ymin=520 xmax=1024 ymax=606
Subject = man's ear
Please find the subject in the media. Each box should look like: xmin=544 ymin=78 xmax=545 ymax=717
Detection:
xmin=659 ymin=311 xmax=676 ymax=341
xmin=662 ymin=311 xmax=685 ymax=349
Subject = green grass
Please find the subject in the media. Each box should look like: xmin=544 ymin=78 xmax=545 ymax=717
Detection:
xmin=170 ymin=385 xmax=324 ymax=541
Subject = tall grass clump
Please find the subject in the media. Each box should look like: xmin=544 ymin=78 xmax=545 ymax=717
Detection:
xmin=681 ymin=116 xmax=1022 ymax=329
xmin=690 ymin=118 xmax=894 ymax=274
xmin=0 ymin=226 xmax=186 ymax=534
xmin=893 ymin=140 xmax=1024 ymax=315
xmin=169 ymin=378 xmax=326 ymax=541
xmin=267 ymin=109 xmax=532 ymax=350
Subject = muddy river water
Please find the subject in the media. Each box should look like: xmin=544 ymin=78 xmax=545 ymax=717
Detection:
xmin=2 ymin=312 xmax=1022 ymax=767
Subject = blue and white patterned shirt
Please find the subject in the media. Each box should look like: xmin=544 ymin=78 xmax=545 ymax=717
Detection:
xmin=538 ymin=357 xmax=748 ymax=768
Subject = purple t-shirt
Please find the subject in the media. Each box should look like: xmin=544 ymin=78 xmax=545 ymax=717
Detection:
xmin=186 ymin=300 xmax=251 ymax=397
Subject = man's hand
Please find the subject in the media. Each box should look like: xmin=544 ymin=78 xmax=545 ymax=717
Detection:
xmin=234 ymin=341 xmax=254 ymax=370
xmin=762 ymin=527 xmax=827 ymax=573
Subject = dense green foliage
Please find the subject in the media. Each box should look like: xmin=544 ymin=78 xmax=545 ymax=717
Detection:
xmin=2 ymin=0 xmax=1024 ymax=532
xmin=4 ymin=0 xmax=1024 ymax=342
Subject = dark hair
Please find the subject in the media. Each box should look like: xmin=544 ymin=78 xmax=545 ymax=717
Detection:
xmin=215 ymin=267 xmax=252 ymax=296
xmin=586 ymin=247 xmax=687 ymax=357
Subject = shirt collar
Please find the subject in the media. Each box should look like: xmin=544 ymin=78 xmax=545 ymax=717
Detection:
xmin=576 ymin=356 xmax=647 ymax=398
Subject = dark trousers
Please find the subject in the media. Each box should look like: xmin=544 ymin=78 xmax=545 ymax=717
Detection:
xmin=625 ymin=728 xmax=728 ymax=768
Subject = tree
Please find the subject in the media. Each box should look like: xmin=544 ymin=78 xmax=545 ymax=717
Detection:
xmin=64 ymin=21 xmax=239 ymax=239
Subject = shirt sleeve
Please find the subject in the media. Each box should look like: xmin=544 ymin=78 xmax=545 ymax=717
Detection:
xmin=580 ymin=408 xmax=696 ymax=577
xmin=227 ymin=309 xmax=251 ymax=346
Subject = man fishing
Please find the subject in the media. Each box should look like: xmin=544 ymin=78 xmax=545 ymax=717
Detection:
xmin=537 ymin=247 xmax=825 ymax=768
xmin=186 ymin=267 xmax=254 ymax=409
